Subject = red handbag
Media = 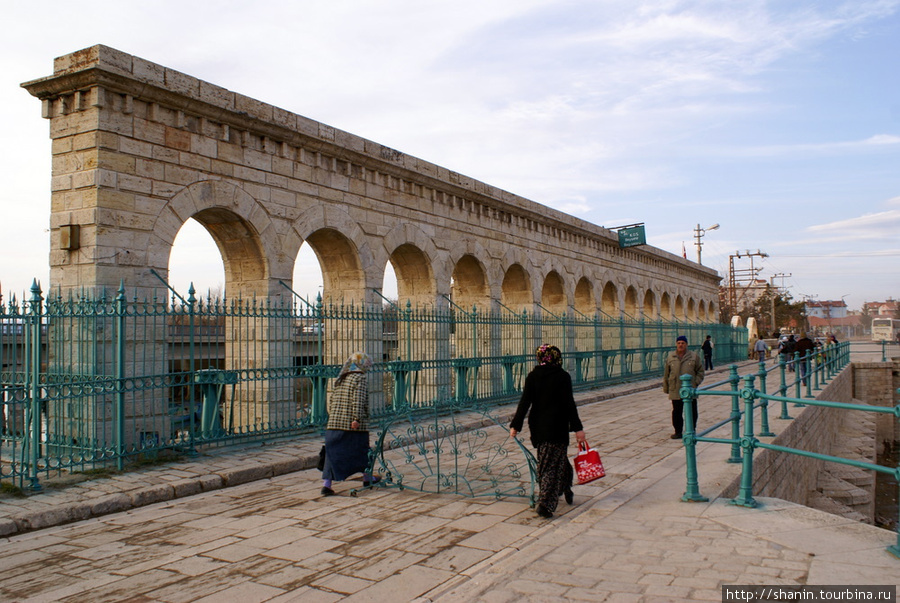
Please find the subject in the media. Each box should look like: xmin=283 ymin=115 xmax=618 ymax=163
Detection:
xmin=574 ymin=441 xmax=605 ymax=484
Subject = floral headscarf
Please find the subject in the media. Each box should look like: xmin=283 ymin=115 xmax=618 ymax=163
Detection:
xmin=336 ymin=351 xmax=373 ymax=384
xmin=535 ymin=344 xmax=562 ymax=367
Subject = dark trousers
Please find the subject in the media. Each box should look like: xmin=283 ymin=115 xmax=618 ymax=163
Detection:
xmin=703 ymin=354 xmax=713 ymax=370
xmin=671 ymin=399 xmax=698 ymax=436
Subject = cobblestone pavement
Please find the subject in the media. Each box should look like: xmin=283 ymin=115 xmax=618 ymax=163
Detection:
xmin=1 ymin=355 xmax=898 ymax=602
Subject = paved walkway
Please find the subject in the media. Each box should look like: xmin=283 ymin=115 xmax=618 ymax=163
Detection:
xmin=1 ymin=355 xmax=898 ymax=602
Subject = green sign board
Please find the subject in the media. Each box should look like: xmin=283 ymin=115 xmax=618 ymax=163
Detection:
xmin=617 ymin=225 xmax=646 ymax=248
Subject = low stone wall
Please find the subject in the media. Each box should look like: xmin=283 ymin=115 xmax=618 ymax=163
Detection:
xmin=721 ymin=367 xmax=870 ymax=515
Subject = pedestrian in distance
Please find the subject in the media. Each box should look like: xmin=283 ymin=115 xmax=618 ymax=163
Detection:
xmin=321 ymin=351 xmax=378 ymax=496
xmin=753 ymin=336 xmax=768 ymax=362
xmin=794 ymin=333 xmax=815 ymax=386
xmin=509 ymin=344 xmax=586 ymax=519
xmin=701 ymin=334 xmax=714 ymax=370
xmin=662 ymin=335 xmax=705 ymax=440
xmin=779 ymin=334 xmax=796 ymax=372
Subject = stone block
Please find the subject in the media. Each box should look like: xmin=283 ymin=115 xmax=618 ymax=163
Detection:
xmin=220 ymin=464 xmax=272 ymax=487
xmin=132 ymin=56 xmax=166 ymax=87
xmin=129 ymin=483 xmax=175 ymax=507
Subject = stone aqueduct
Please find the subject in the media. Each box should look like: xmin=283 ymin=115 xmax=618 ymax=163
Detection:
xmin=23 ymin=45 xmax=721 ymax=323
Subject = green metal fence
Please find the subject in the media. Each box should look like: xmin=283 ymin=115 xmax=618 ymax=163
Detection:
xmin=678 ymin=342 xmax=900 ymax=559
xmin=1 ymin=281 xmax=745 ymax=490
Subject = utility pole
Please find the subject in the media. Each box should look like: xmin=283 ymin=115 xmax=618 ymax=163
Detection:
xmin=726 ymin=250 xmax=769 ymax=313
xmin=693 ymin=223 xmax=719 ymax=265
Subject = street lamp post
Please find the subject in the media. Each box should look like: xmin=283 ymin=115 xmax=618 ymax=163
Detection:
xmin=694 ymin=223 xmax=720 ymax=265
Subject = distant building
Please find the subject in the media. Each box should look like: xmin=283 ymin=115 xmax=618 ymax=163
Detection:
xmin=807 ymin=315 xmax=863 ymax=339
xmin=805 ymin=300 xmax=848 ymax=320
xmin=862 ymin=299 xmax=898 ymax=317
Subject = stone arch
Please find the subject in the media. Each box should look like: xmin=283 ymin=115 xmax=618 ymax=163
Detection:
xmin=574 ymin=277 xmax=595 ymax=317
xmin=292 ymin=204 xmax=375 ymax=306
xmin=624 ymin=286 xmax=639 ymax=320
xmin=540 ymin=271 xmax=568 ymax=317
xmin=451 ymin=254 xmax=490 ymax=312
xmin=601 ymin=282 xmax=619 ymax=317
xmin=687 ymin=298 xmax=696 ymax=321
xmin=383 ymin=223 xmax=442 ymax=307
xmin=675 ymin=295 xmax=685 ymax=321
xmin=643 ymin=290 xmax=657 ymax=320
xmin=148 ymin=181 xmax=282 ymax=298
xmin=501 ymin=264 xmax=534 ymax=312
xmin=660 ymin=292 xmax=673 ymax=320
xmin=698 ymin=300 xmax=707 ymax=322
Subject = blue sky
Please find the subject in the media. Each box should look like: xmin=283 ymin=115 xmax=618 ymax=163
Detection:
xmin=1 ymin=1 xmax=898 ymax=311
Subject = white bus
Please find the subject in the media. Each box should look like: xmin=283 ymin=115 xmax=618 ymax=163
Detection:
xmin=871 ymin=317 xmax=899 ymax=342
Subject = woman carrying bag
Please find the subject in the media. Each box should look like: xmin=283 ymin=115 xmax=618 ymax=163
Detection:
xmin=509 ymin=344 xmax=587 ymax=518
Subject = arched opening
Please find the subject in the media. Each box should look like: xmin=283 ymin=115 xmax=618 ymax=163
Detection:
xmin=501 ymin=264 xmax=532 ymax=312
xmin=643 ymin=290 xmax=657 ymax=320
xmin=451 ymin=255 xmax=489 ymax=312
xmin=192 ymin=207 xmax=268 ymax=298
xmin=624 ymin=286 xmax=638 ymax=320
xmin=390 ymin=243 xmax=435 ymax=307
xmin=291 ymin=242 xmax=324 ymax=308
xmin=675 ymin=295 xmax=685 ymax=321
xmin=540 ymin=271 xmax=567 ymax=316
xmin=168 ymin=218 xmax=225 ymax=300
xmin=304 ymin=229 xmax=366 ymax=306
xmin=687 ymin=298 xmax=696 ymax=322
xmin=698 ymin=300 xmax=707 ymax=322
xmin=601 ymin=282 xmax=619 ymax=317
xmin=660 ymin=293 xmax=672 ymax=320
xmin=501 ymin=264 xmax=534 ymax=356
xmin=574 ymin=278 xmax=595 ymax=317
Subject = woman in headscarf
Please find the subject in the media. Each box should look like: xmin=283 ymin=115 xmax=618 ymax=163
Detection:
xmin=321 ymin=351 xmax=376 ymax=496
xmin=509 ymin=344 xmax=586 ymax=518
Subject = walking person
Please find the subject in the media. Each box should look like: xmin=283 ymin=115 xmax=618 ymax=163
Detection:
xmin=701 ymin=335 xmax=714 ymax=370
xmin=779 ymin=334 xmax=796 ymax=372
xmin=321 ymin=352 xmax=378 ymax=496
xmin=509 ymin=344 xmax=586 ymax=519
xmin=753 ymin=336 xmax=768 ymax=362
xmin=794 ymin=333 xmax=815 ymax=386
xmin=662 ymin=335 xmax=705 ymax=440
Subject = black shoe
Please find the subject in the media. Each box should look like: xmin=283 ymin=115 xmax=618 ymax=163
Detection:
xmin=564 ymin=488 xmax=574 ymax=505
xmin=321 ymin=486 xmax=335 ymax=496
xmin=363 ymin=477 xmax=381 ymax=488
xmin=670 ymin=433 xmax=682 ymax=440
xmin=536 ymin=504 xmax=553 ymax=518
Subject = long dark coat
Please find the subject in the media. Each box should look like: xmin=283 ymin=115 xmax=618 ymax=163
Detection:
xmin=509 ymin=364 xmax=583 ymax=448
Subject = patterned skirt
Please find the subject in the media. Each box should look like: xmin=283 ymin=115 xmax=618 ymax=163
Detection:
xmin=536 ymin=441 xmax=574 ymax=513
xmin=323 ymin=429 xmax=370 ymax=481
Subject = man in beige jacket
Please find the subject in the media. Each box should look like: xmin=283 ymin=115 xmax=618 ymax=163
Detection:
xmin=662 ymin=335 xmax=705 ymax=439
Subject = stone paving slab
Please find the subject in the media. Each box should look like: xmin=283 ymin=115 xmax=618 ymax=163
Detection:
xmin=0 ymin=356 xmax=897 ymax=601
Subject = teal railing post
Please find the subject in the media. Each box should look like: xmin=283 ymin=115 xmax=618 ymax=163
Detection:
xmin=727 ymin=365 xmax=742 ymax=463
xmin=777 ymin=355 xmax=792 ymax=419
xmin=731 ymin=373 xmax=758 ymax=508
xmin=890 ymin=387 xmax=900 ymax=559
xmin=186 ymin=284 xmax=198 ymax=456
xmin=812 ymin=349 xmax=820 ymax=393
xmin=25 ymin=280 xmax=43 ymax=492
xmin=115 ymin=283 xmax=127 ymax=471
xmin=680 ymin=374 xmax=708 ymax=502
xmin=793 ymin=351 xmax=806 ymax=407
xmin=756 ymin=360 xmax=774 ymax=437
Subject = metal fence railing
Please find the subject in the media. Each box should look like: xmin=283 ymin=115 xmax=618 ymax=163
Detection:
xmin=677 ymin=342 xmax=900 ymax=559
xmin=1 ymin=282 xmax=746 ymax=490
